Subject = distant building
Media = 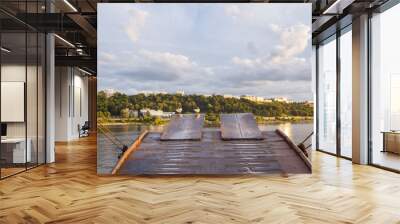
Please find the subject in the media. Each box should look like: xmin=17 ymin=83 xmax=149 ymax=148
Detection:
xmin=223 ymin=94 xmax=233 ymax=98
xmin=241 ymin=95 xmax=268 ymax=103
xmin=138 ymin=91 xmax=168 ymax=96
xmin=104 ymin=88 xmax=116 ymax=97
xmin=129 ymin=110 xmax=139 ymax=118
xmin=305 ymin=100 xmax=314 ymax=107
xmin=256 ymin=97 xmax=266 ymax=102
xmin=241 ymin=95 xmax=256 ymax=101
xmin=138 ymin=91 xmax=151 ymax=96
xmin=176 ymin=90 xmax=185 ymax=95
xmin=273 ymin=97 xmax=291 ymax=103
xmin=162 ymin=112 xmax=175 ymax=117
xmin=223 ymin=94 xmax=240 ymax=99
xmin=140 ymin=109 xmax=175 ymax=118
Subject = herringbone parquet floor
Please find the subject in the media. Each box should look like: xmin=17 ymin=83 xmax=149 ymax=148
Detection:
xmin=1 ymin=135 xmax=400 ymax=224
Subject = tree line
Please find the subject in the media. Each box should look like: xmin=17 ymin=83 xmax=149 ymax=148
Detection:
xmin=97 ymin=91 xmax=313 ymax=118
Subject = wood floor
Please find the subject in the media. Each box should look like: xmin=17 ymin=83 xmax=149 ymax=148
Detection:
xmin=372 ymin=151 xmax=400 ymax=171
xmin=1 ymin=135 xmax=400 ymax=224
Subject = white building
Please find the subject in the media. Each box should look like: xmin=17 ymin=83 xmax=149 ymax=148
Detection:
xmin=129 ymin=110 xmax=139 ymax=117
xmin=273 ymin=97 xmax=291 ymax=103
xmin=176 ymin=90 xmax=185 ymax=95
xmin=241 ymin=95 xmax=268 ymax=103
xmin=305 ymin=100 xmax=314 ymax=107
xmin=140 ymin=109 xmax=175 ymax=118
xmin=138 ymin=91 xmax=168 ymax=96
xmin=104 ymin=88 xmax=116 ymax=97
xmin=223 ymin=94 xmax=233 ymax=98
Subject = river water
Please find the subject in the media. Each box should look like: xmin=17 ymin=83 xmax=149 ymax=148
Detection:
xmin=97 ymin=121 xmax=313 ymax=174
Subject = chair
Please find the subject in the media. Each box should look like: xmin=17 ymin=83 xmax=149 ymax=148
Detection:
xmin=79 ymin=121 xmax=90 ymax=138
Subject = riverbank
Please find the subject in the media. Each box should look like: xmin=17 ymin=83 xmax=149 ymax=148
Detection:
xmin=99 ymin=116 xmax=313 ymax=126
xmin=256 ymin=116 xmax=313 ymax=123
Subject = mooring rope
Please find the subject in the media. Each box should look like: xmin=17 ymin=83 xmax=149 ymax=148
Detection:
xmin=298 ymin=131 xmax=314 ymax=150
xmin=98 ymin=123 xmax=128 ymax=154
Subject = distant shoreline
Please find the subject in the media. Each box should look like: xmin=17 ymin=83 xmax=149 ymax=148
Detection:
xmin=99 ymin=116 xmax=313 ymax=126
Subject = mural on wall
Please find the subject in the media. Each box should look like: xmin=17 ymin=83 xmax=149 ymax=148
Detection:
xmin=97 ymin=3 xmax=313 ymax=175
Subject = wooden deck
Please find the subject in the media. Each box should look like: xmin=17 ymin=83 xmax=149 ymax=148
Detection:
xmin=119 ymin=129 xmax=310 ymax=175
xmin=220 ymin=113 xmax=263 ymax=140
xmin=160 ymin=114 xmax=205 ymax=141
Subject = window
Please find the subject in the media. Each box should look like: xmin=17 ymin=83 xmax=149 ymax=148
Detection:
xmin=317 ymin=35 xmax=337 ymax=154
xmin=0 ymin=3 xmax=46 ymax=179
xmin=339 ymin=27 xmax=352 ymax=158
xmin=370 ymin=3 xmax=400 ymax=171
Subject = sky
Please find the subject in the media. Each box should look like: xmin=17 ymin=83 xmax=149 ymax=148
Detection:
xmin=98 ymin=3 xmax=312 ymax=101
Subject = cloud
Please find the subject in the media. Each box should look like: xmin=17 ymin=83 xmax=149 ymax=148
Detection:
xmin=270 ymin=23 xmax=310 ymax=60
xmin=98 ymin=52 xmax=116 ymax=65
xmin=269 ymin=24 xmax=281 ymax=33
xmin=246 ymin=41 xmax=258 ymax=55
xmin=99 ymin=49 xmax=214 ymax=84
xmin=124 ymin=8 xmax=148 ymax=43
xmin=231 ymin=56 xmax=309 ymax=82
xmin=99 ymin=4 xmax=312 ymax=101
xmin=223 ymin=5 xmax=254 ymax=19
xmin=139 ymin=50 xmax=197 ymax=74
xmin=114 ymin=69 xmax=180 ymax=82
xmin=229 ymin=23 xmax=311 ymax=82
xmin=224 ymin=5 xmax=240 ymax=18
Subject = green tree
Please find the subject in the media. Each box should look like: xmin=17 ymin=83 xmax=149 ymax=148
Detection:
xmin=120 ymin=108 xmax=130 ymax=119
xmin=98 ymin=92 xmax=313 ymax=119
xmin=97 ymin=91 xmax=108 ymax=113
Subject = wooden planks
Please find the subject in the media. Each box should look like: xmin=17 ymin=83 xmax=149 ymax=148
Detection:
xmin=160 ymin=114 xmax=205 ymax=141
xmin=119 ymin=130 xmax=310 ymax=175
xmin=276 ymin=129 xmax=312 ymax=169
xmin=111 ymin=130 xmax=148 ymax=175
xmin=220 ymin=113 xmax=263 ymax=140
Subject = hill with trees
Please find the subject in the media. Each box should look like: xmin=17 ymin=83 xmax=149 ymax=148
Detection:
xmin=97 ymin=91 xmax=313 ymax=122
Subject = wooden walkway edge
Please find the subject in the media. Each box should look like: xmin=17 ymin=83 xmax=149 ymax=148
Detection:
xmin=275 ymin=129 xmax=312 ymax=169
xmin=111 ymin=130 xmax=149 ymax=175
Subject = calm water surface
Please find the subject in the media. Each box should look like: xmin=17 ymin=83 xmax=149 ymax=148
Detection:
xmin=97 ymin=122 xmax=313 ymax=174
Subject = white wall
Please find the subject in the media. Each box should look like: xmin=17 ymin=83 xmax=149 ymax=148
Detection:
xmin=55 ymin=67 xmax=89 ymax=141
xmin=1 ymin=65 xmax=41 ymax=138
xmin=1 ymin=63 xmax=46 ymax=164
xmin=71 ymin=72 xmax=89 ymax=138
xmin=55 ymin=67 xmax=70 ymax=141
xmin=1 ymin=65 xmax=26 ymax=138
